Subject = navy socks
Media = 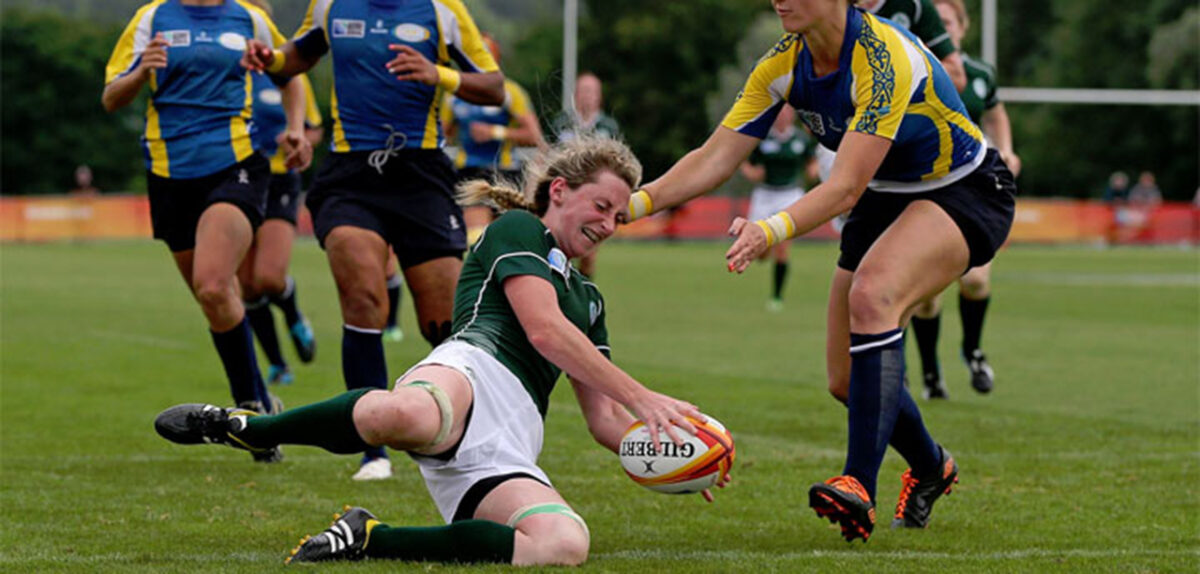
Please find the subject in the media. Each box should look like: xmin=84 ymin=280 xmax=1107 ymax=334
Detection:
xmin=342 ymin=325 xmax=389 ymax=461
xmin=211 ymin=317 xmax=272 ymax=412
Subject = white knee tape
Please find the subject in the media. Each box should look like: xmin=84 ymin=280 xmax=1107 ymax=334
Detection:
xmin=506 ymin=503 xmax=589 ymax=541
xmin=405 ymin=381 xmax=454 ymax=447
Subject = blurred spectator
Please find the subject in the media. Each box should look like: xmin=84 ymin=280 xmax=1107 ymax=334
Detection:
xmin=1102 ymin=171 xmax=1129 ymax=203
xmin=1128 ymin=171 xmax=1162 ymax=207
xmin=69 ymin=165 xmax=100 ymax=196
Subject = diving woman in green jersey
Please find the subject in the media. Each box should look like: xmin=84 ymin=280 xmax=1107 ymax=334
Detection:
xmin=155 ymin=135 xmax=723 ymax=565
xmin=629 ymin=0 xmax=1015 ymax=542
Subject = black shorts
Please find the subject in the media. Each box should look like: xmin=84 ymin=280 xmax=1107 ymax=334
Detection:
xmin=837 ymin=149 xmax=1016 ymax=272
xmin=306 ymin=150 xmax=466 ymax=267
xmin=265 ymin=171 xmax=302 ymax=224
xmin=147 ymin=153 xmax=270 ymax=252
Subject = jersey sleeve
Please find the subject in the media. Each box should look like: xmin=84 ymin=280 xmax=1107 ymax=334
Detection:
xmin=584 ymin=286 xmax=611 ymax=360
xmin=293 ymin=0 xmax=333 ymax=60
xmin=244 ymin=3 xmax=287 ymax=48
xmin=910 ymin=0 xmax=955 ymax=60
xmin=104 ymin=4 xmax=158 ymax=85
xmin=720 ymin=34 xmax=798 ymax=139
xmin=472 ymin=211 xmax=555 ymax=286
xmin=433 ymin=0 xmax=499 ymax=73
xmin=300 ymin=75 xmax=323 ymax=128
xmin=848 ymin=19 xmax=919 ymax=140
xmin=504 ymin=81 xmax=532 ymax=123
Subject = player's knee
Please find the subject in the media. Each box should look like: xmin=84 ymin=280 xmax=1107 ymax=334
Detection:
xmin=255 ymin=274 xmax=288 ymax=298
xmin=527 ymin=521 xmax=589 ymax=566
xmin=959 ymin=277 xmax=989 ymax=299
xmin=354 ymin=391 xmax=433 ymax=448
xmin=193 ymin=276 xmax=234 ymax=311
xmin=846 ymin=276 xmax=895 ymax=329
xmin=339 ymin=288 xmax=386 ymax=327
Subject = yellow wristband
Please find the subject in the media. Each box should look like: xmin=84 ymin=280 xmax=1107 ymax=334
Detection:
xmin=491 ymin=125 xmax=508 ymax=141
xmin=265 ymin=49 xmax=286 ymax=74
xmin=755 ymin=211 xmax=797 ymax=247
xmin=628 ymin=189 xmax=653 ymax=221
xmin=436 ymin=65 xmax=462 ymax=93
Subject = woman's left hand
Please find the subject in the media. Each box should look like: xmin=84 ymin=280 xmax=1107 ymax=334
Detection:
xmin=385 ymin=44 xmax=438 ymax=85
xmin=725 ymin=217 xmax=769 ymax=273
xmin=278 ymin=129 xmax=313 ymax=171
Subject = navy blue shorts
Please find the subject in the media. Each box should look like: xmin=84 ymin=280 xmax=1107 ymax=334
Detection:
xmin=265 ymin=170 xmax=302 ymax=224
xmin=837 ymin=149 xmax=1016 ymax=272
xmin=306 ymin=150 xmax=466 ymax=267
xmin=147 ymin=153 xmax=270 ymax=252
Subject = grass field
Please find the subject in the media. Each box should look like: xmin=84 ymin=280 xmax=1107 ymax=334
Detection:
xmin=2 ymin=239 xmax=1198 ymax=572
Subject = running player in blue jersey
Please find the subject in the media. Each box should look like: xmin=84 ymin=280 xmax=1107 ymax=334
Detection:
xmin=103 ymin=0 xmax=313 ymax=463
xmin=241 ymin=0 xmax=324 ymax=386
xmin=738 ymin=105 xmax=818 ymax=311
xmin=629 ymin=0 xmax=1015 ymax=541
xmin=155 ymin=136 xmax=720 ymax=566
xmin=442 ymin=33 xmax=545 ymax=247
xmin=241 ymin=0 xmax=505 ymax=481
xmin=908 ymin=0 xmax=1021 ymax=399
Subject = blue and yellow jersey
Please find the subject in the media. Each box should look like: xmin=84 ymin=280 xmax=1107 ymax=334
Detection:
xmin=441 ymin=79 xmax=532 ymax=170
xmin=251 ymin=73 xmax=323 ymax=174
xmin=105 ymin=0 xmax=287 ymax=179
xmin=721 ymin=7 xmax=984 ymax=192
xmin=293 ymin=0 xmax=499 ymax=153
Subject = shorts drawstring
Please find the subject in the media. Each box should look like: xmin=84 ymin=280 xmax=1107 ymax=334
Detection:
xmin=367 ymin=124 xmax=408 ymax=175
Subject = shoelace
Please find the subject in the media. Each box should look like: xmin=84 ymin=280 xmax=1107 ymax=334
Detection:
xmin=894 ymin=469 xmax=917 ymax=519
xmin=367 ymin=124 xmax=408 ymax=175
xmin=827 ymin=475 xmax=871 ymax=503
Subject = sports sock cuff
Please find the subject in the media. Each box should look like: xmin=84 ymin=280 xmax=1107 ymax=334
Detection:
xmin=244 ymin=295 xmax=270 ymax=310
xmin=849 ymin=328 xmax=904 ymax=355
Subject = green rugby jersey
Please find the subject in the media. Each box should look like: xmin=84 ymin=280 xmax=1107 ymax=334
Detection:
xmin=748 ymin=126 xmax=815 ymax=188
xmin=960 ymin=53 xmax=999 ymax=124
xmin=449 ymin=210 xmax=609 ymax=417
xmin=865 ymin=0 xmax=955 ymax=60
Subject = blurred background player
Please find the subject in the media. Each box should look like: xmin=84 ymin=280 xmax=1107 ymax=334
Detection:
xmin=443 ymin=32 xmax=545 ymax=247
xmin=155 ymin=135 xmax=720 ymax=566
xmin=630 ymin=0 xmax=1015 ymax=541
xmin=241 ymin=0 xmax=505 ymax=480
xmin=554 ymin=72 xmax=621 ymax=278
xmin=910 ymin=0 xmax=1022 ymax=399
xmin=69 ymin=165 xmax=101 ymax=196
xmin=738 ymin=105 xmax=818 ymax=312
xmin=240 ymin=0 xmax=324 ymax=386
xmin=102 ymin=0 xmax=311 ymax=462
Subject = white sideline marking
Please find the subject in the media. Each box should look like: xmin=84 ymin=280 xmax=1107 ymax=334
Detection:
xmin=1001 ymin=272 xmax=1199 ymax=287
xmin=88 ymin=330 xmax=193 ymax=350
xmin=596 ymin=548 xmax=1200 ymax=561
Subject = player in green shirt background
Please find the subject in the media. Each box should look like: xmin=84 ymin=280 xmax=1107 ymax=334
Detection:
xmin=739 ymin=106 xmax=818 ymax=311
xmin=910 ymin=0 xmax=1022 ymax=399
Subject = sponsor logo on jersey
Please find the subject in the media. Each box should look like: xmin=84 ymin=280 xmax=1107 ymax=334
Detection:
xmin=973 ymin=78 xmax=989 ymax=99
xmin=394 ymin=23 xmax=430 ymax=43
xmin=331 ymin=19 xmax=365 ymax=38
xmin=891 ymin=13 xmax=912 ymax=29
xmin=258 ymin=88 xmax=282 ymax=106
xmin=218 ymin=32 xmax=247 ymax=51
xmin=589 ymin=300 xmax=602 ymax=326
xmin=798 ymin=109 xmax=825 ymax=136
xmin=163 ymin=30 xmax=191 ymax=47
xmin=548 ymin=248 xmax=569 ymax=280
xmin=195 ymin=30 xmax=213 ymax=43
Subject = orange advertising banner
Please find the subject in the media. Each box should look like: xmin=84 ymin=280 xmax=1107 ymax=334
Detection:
xmin=2 ymin=195 xmax=1196 ymax=245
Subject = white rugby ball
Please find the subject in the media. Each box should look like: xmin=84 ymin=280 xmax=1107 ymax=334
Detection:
xmin=619 ymin=415 xmax=735 ymax=494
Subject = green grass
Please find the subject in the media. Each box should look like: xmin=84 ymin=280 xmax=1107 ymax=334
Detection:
xmin=2 ymin=239 xmax=1198 ymax=572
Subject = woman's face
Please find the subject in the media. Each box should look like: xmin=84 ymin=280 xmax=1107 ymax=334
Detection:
xmin=546 ymin=171 xmax=631 ymax=259
xmin=935 ymin=3 xmax=965 ymax=48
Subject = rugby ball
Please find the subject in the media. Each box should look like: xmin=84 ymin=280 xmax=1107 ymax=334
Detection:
xmin=619 ymin=415 xmax=735 ymax=494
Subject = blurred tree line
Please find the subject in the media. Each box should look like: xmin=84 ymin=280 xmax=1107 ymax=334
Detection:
xmin=2 ymin=0 xmax=1196 ymax=200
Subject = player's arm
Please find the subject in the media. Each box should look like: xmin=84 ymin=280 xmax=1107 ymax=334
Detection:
xmin=726 ymin=131 xmax=890 ymax=272
xmin=503 ymin=275 xmax=702 ymax=447
xmin=278 ymin=75 xmax=313 ymax=170
xmin=243 ymin=40 xmax=320 ymax=77
xmin=569 ymin=377 xmax=635 ymax=453
xmin=982 ymin=102 xmax=1020 ymax=176
xmin=634 ymin=127 xmax=760 ymax=218
xmin=941 ymin=51 xmax=967 ymax=92
xmin=102 ymin=32 xmax=167 ymax=112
